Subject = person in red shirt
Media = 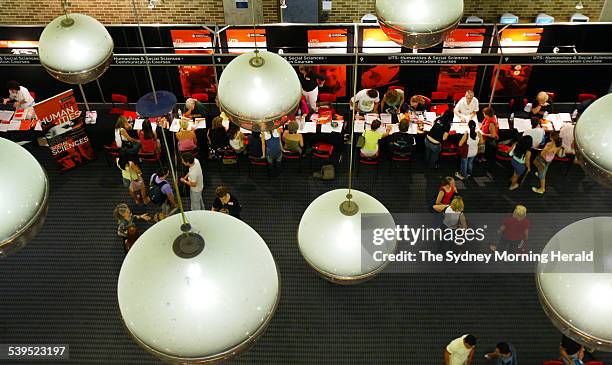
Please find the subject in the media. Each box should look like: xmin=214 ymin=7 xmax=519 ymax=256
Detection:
xmin=138 ymin=119 xmax=160 ymax=154
xmin=480 ymin=106 xmax=498 ymax=166
xmin=495 ymin=205 xmax=529 ymax=252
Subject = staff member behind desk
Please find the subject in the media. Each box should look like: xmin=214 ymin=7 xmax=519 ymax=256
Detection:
xmin=529 ymin=91 xmax=553 ymax=118
xmin=380 ymin=88 xmax=404 ymax=114
xmin=350 ymin=88 xmax=379 ymax=115
xmin=2 ymin=80 xmax=35 ymax=109
xmin=424 ymin=109 xmax=452 ymax=169
xmin=454 ymin=90 xmax=479 ymax=122
xmin=184 ymin=97 xmax=207 ymax=118
xmin=404 ymin=95 xmax=427 ymax=113
xmin=211 ymin=185 xmax=242 ymax=219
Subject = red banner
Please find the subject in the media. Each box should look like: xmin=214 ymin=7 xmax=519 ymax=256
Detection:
xmin=170 ymin=29 xmax=216 ymax=100
xmin=33 ymin=90 xmax=94 ymax=172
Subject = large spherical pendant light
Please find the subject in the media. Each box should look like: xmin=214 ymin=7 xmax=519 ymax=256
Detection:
xmin=118 ymin=211 xmax=280 ymax=363
xmin=376 ymin=0 xmax=464 ymax=49
xmin=0 ymin=138 xmax=49 ymax=257
xmin=39 ymin=13 xmax=113 ymax=84
xmin=298 ymin=189 xmax=397 ymax=284
xmin=217 ymin=51 xmax=302 ymax=132
xmin=536 ymin=217 xmax=612 ymax=351
xmin=574 ymin=94 xmax=612 ymax=187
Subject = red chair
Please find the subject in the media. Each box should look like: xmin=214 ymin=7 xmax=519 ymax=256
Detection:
xmin=431 ymin=104 xmax=450 ymax=115
xmin=310 ymin=142 xmax=334 ymax=170
xmin=545 ymin=91 xmax=556 ymax=102
xmin=248 ymin=156 xmax=269 ymax=177
xmin=389 ymin=150 xmax=412 ymax=174
xmin=103 ymin=142 xmax=121 ymax=166
xmin=453 ymin=92 xmax=465 ymax=104
xmin=542 ymin=361 xmax=564 ymax=365
xmin=509 ymin=97 xmax=529 ymax=111
xmin=496 ymin=143 xmax=513 ymax=162
xmin=110 ymin=93 xmax=129 ymax=115
xmin=356 ymin=151 xmax=380 ymax=178
xmin=585 ymin=361 xmax=604 ymax=365
xmin=191 ymin=93 xmax=209 ymax=103
xmin=431 ymin=91 xmax=448 ymax=102
xmin=440 ymin=141 xmax=459 ymax=160
xmin=578 ymin=93 xmax=597 ymax=103
xmin=282 ymin=150 xmax=302 ymax=172
xmin=29 ymin=91 xmax=36 ymax=100
xmin=139 ymin=150 xmax=162 ymax=168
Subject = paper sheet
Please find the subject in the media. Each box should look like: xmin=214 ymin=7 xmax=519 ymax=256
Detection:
xmin=388 ymin=124 xmax=400 ymax=134
xmin=298 ymin=121 xmax=317 ymax=134
xmin=133 ymin=119 xmax=144 ymax=130
xmin=408 ymin=123 xmax=420 ymax=135
xmin=0 ymin=121 xmax=9 ymax=132
xmin=8 ymin=120 xmax=22 ymax=131
xmin=321 ymin=121 xmax=343 ymax=133
xmin=169 ymin=118 xmax=181 ymax=132
xmin=240 ymin=127 xmax=252 ymax=135
xmin=547 ymin=114 xmax=563 ymax=131
xmin=513 ymin=118 xmax=531 ymax=133
xmin=558 ymin=113 xmax=572 ymax=122
xmin=422 ymin=122 xmax=433 ymax=132
xmin=222 ymin=118 xmax=230 ymax=130
xmin=354 ymin=120 xmax=365 ymax=133
xmin=0 ymin=110 xmax=14 ymax=122
xmin=452 ymin=123 xmax=469 ymax=134
xmin=425 ymin=112 xmax=437 ymax=122
xmin=379 ymin=113 xmax=392 ymax=124
xmin=497 ymin=118 xmax=510 ymax=130
xmin=194 ymin=118 xmax=207 ymax=130
xmin=12 ymin=109 xmax=25 ymax=121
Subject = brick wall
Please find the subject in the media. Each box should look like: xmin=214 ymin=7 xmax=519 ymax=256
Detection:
xmin=322 ymin=0 xmax=605 ymax=23
xmin=262 ymin=0 xmax=280 ymax=23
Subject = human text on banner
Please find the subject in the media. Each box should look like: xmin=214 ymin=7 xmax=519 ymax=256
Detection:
xmin=33 ymin=90 xmax=95 ymax=172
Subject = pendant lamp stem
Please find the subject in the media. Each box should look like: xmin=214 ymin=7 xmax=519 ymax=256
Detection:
xmin=345 ymin=24 xmax=360 ymax=209
xmin=131 ymin=0 xmax=157 ymax=104
xmin=60 ymin=0 xmax=74 ymax=27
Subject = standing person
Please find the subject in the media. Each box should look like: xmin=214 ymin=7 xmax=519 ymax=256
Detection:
xmin=529 ymin=91 xmax=553 ymax=119
xmin=184 ymin=97 xmax=208 ymax=118
xmin=508 ymin=136 xmax=532 ymax=190
xmin=456 ymin=120 xmax=481 ymax=180
xmin=180 ymin=152 xmax=205 ymax=210
xmin=211 ymin=185 xmax=242 ymax=219
xmin=380 ymin=88 xmax=405 ymax=115
xmin=350 ymin=88 xmax=380 ymax=114
xmin=454 ymin=90 xmax=479 ymax=122
xmin=523 ymin=118 xmax=545 ymax=148
xmin=138 ymin=119 xmax=160 ymax=154
xmin=113 ymin=203 xmax=150 ymax=251
xmin=425 ymin=109 xmax=453 ymax=169
xmin=560 ymin=335 xmax=585 ymax=365
xmin=494 ymin=204 xmax=529 ymax=253
xmin=404 ymin=95 xmax=427 ymax=113
xmin=433 ymin=176 xmax=457 ymax=212
xmin=298 ymin=66 xmax=320 ymax=113
xmin=248 ymin=131 xmax=265 ymax=158
xmin=263 ymin=128 xmax=283 ymax=176
xmin=480 ymin=107 xmax=498 ymax=165
xmin=282 ymin=121 xmax=304 ymax=154
xmin=116 ymin=154 xmax=150 ymax=206
xmin=114 ymin=116 xmax=140 ymax=157
xmin=484 ymin=342 xmax=517 ymax=365
xmin=445 ymin=334 xmax=477 ymax=365
xmin=532 ymin=132 xmax=563 ymax=194
xmin=2 ymin=80 xmax=35 ymax=109
xmin=149 ymin=167 xmax=178 ymax=215
xmin=360 ymin=119 xmax=391 ymax=157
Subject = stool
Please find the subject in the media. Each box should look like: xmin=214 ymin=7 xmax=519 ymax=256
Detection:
xmin=440 ymin=141 xmax=459 ymax=161
xmin=310 ymin=142 xmax=334 ymax=170
xmin=356 ymin=151 xmax=380 ymax=179
xmin=218 ymin=151 xmax=240 ymax=174
xmin=282 ymin=150 xmax=302 ymax=172
xmin=103 ymin=142 xmax=121 ymax=166
xmin=389 ymin=150 xmax=412 ymax=175
xmin=138 ymin=150 xmax=162 ymax=168
xmin=248 ymin=156 xmax=269 ymax=178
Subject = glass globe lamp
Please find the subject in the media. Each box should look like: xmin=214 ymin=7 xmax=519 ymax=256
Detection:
xmin=38 ymin=13 xmax=114 ymax=84
xmin=217 ymin=51 xmax=302 ymax=132
xmin=118 ymin=211 xmax=280 ymax=364
xmin=298 ymin=189 xmax=396 ymax=284
xmin=536 ymin=217 xmax=612 ymax=351
xmin=574 ymin=94 xmax=612 ymax=187
xmin=0 ymin=138 xmax=49 ymax=257
xmin=376 ymin=0 xmax=464 ymax=49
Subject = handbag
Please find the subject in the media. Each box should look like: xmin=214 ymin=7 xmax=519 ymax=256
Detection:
xmin=356 ymin=133 xmax=366 ymax=148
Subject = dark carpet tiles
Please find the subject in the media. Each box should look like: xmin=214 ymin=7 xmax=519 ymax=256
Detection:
xmin=0 ymin=140 xmax=610 ymax=364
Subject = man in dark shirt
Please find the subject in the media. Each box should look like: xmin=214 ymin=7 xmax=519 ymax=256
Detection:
xmin=388 ymin=119 xmax=415 ymax=154
xmin=560 ymin=335 xmax=584 ymax=365
xmin=184 ymin=97 xmax=208 ymax=118
xmin=211 ymin=185 xmax=242 ymax=219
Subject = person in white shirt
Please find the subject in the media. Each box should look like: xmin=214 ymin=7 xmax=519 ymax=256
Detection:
xmin=523 ymin=118 xmax=545 ymax=148
xmin=350 ymin=88 xmax=380 ymax=114
xmin=559 ymin=122 xmax=575 ymax=154
xmin=445 ymin=334 xmax=477 ymax=365
xmin=454 ymin=90 xmax=479 ymax=122
xmin=3 ymin=80 xmax=35 ymax=109
xmin=180 ymin=152 xmax=205 ymax=210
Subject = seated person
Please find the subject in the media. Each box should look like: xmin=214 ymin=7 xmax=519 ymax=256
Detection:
xmin=454 ymin=90 xmax=479 ymax=122
xmin=350 ymin=88 xmax=380 ymax=114
xmin=138 ymin=119 xmax=160 ymax=154
xmin=380 ymin=88 xmax=405 ymax=114
xmin=184 ymin=97 xmax=207 ymax=118
xmin=529 ymin=91 xmax=553 ymax=118
xmin=559 ymin=122 xmax=575 ymax=155
xmin=485 ymin=342 xmax=517 ymax=365
xmin=247 ymin=131 xmax=264 ymax=158
xmin=207 ymin=116 xmax=230 ymax=155
xmin=2 ymin=80 xmax=35 ymax=109
xmin=227 ymin=123 xmax=245 ymax=154
xmin=523 ymin=117 xmax=545 ymax=148
xmin=403 ymin=95 xmax=427 ymax=113
xmin=114 ymin=116 xmax=140 ymax=156
xmin=176 ymin=119 xmax=198 ymax=152
xmin=560 ymin=335 xmax=584 ymax=365
xmin=387 ymin=118 xmax=415 ymax=154
xmin=360 ymin=119 xmax=391 ymax=157
xmin=282 ymin=121 xmax=304 ymax=154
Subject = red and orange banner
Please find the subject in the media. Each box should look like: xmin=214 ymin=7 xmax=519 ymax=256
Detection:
xmin=362 ymin=28 xmax=401 ymax=54
xmin=171 ymin=30 xmax=216 ymax=99
xmin=498 ymin=28 xmax=543 ymax=54
xmin=443 ymin=29 xmax=486 ymax=54
xmin=308 ymin=29 xmax=348 ymax=54
xmin=170 ymin=30 xmax=213 ymax=54
xmin=34 ymin=90 xmax=94 ymax=172
xmin=226 ymin=29 xmax=267 ymax=54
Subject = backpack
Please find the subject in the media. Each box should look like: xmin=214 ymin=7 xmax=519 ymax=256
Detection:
xmin=313 ymin=164 xmax=335 ymax=180
xmin=149 ymin=174 xmax=169 ymax=205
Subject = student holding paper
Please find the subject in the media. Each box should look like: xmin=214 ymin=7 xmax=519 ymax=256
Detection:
xmin=454 ymin=90 xmax=479 ymax=122
xmin=361 ymin=119 xmax=391 ymax=157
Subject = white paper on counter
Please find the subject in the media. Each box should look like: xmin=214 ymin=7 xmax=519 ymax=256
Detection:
xmin=365 ymin=113 xmax=379 ymax=125
xmin=298 ymin=121 xmax=317 ymax=134
xmin=513 ymin=118 xmax=531 ymax=133
xmin=425 ymin=112 xmax=437 ymax=122
xmin=497 ymin=118 xmax=510 ymax=130
xmin=0 ymin=121 xmax=9 ymax=132
xmin=321 ymin=121 xmax=343 ymax=133
xmin=379 ymin=113 xmax=392 ymax=124
xmin=240 ymin=127 xmax=252 ymax=135
xmin=0 ymin=110 xmax=14 ymax=122
xmin=169 ymin=118 xmax=181 ymax=132
xmin=558 ymin=113 xmax=572 ymax=122
xmin=354 ymin=120 xmax=365 ymax=133
xmin=133 ymin=119 xmax=144 ymax=130
xmin=194 ymin=118 xmax=207 ymax=129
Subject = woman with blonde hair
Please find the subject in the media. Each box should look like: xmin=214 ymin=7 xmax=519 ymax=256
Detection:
xmin=176 ymin=118 xmax=197 ymax=152
xmin=495 ymin=204 xmax=529 ymax=252
xmin=116 ymin=154 xmax=150 ymax=205
xmin=114 ymin=116 xmax=140 ymax=156
xmin=442 ymin=196 xmax=467 ymax=230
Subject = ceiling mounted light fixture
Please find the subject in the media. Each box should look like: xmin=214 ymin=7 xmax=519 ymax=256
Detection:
xmin=38 ymin=0 xmax=113 ymax=84
xmin=576 ymin=1 xmax=584 ymax=9
xmin=574 ymin=93 xmax=612 ymax=187
xmin=0 ymin=139 xmax=49 ymax=257
xmin=375 ymin=0 xmax=464 ymax=49
xmin=536 ymin=217 xmax=612 ymax=351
